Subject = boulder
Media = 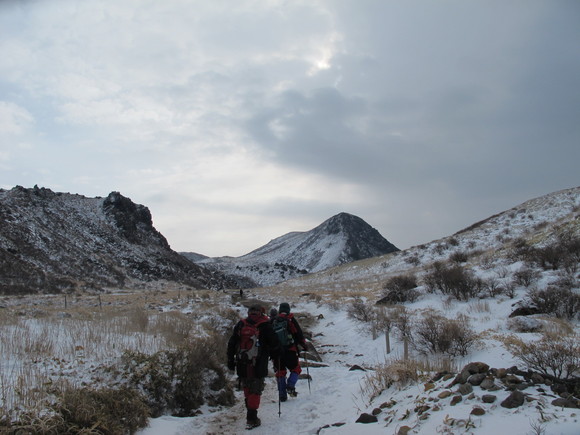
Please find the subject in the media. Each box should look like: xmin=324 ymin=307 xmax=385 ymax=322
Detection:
xmin=552 ymin=398 xmax=579 ymax=409
xmin=467 ymin=373 xmax=486 ymax=386
xmin=356 ymin=413 xmax=378 ymax=424
xmin=463 ymin=362 xmax=490 ymax=374
xmin=480 ymin=377 xmax=500 ymax=391
xmin=482 ymin=395 xmax=497 ymax=404
xmin=457 ymin=383 xmax=473 ymax=396
xmin=501 ymin=391 xmax=525 ymax=409
xmin=450 ymin=395 xmax=462 ymax=406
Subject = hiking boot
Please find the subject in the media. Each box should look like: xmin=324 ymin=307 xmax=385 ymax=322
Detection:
xmin=246 ymin=417 xmax=261 ymax=430
xmin=287 ymin=387 xmax=298 ymax=397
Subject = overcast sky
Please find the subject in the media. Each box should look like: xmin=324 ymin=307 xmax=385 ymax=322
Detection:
xmin=1 ymin=0 xmax=579 ymax=257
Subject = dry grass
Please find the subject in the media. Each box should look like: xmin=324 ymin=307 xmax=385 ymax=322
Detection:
xmin=467 ymin=300 xmax=491 ymax=314
xmin=0 ymin=288 xmax=241 ymax=426
xmin=360 ymin=357 xmax=458 ymax=402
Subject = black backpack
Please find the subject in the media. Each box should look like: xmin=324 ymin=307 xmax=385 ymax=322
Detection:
xmin=272 ymin=316 xmax=294 ymax=347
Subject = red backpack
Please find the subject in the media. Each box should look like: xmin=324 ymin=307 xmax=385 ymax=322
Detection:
xmin=237 ymin=318 xmax=265 ymax=365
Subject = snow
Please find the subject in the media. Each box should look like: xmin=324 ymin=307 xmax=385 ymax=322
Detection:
xmin=1 ymin=186 xmax=578 ymax=434
xmin=136 ymin=298 xmax=578 ymax=435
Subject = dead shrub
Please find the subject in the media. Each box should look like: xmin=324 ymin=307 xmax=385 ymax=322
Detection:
xmin=449 ymin=250 xmax=469 ymax=264
xmin=120 ymin=337 xmax=234 ymax=417
xmin=3 ymin=386 xmax=150 ymax=434
xmin=423 ymin=262 xmax=482 ymax=300
xmin=380 ymin=274 xmax=419 ymax=304
xmin=57 ymin=385 xmax=150 ymax=434
xmin=414 ymin=311 xmax=479 ymax=357
xmin=361 ymin=359 xmax=425 ymax=401
xmin=513 ymin=266 xmax=541 ymax=287
xmin=347 ymin=298 xmax=374 ymax=323
xmin=505 ymin=335 xmax=580 ymax=381
xmin=515 ymin=232 xmax=580 ymax=272
xmin=526 ymin=286 xmax=580 ymax=320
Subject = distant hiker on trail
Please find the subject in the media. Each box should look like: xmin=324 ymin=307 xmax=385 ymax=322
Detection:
xmin=227 ymin=304 xmax=281 ymax=430
xmin=272 ymin=302 xmax=308 ymax=402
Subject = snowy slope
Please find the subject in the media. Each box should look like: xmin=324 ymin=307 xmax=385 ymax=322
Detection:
xmin=276 ymin=186 xmax=580 ymax=293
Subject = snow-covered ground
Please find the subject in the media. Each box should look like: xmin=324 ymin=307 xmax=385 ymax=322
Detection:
xmin=138 ymin=296 xmax=579 ymax=435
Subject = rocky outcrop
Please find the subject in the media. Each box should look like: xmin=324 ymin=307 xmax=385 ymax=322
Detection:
xmin=0 ymin=186 xmax=234 ymax=294
xmin=364 ymin=362 xmax=580 ymax=430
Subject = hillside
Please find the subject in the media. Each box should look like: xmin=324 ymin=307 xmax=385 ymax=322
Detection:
xmin=0 ymin=186 xmax=234 ymax=294
xmin=187 ymin=212 xmax=399 ymax=287
xmin=275 ymin=186 xmax=580 ymax=293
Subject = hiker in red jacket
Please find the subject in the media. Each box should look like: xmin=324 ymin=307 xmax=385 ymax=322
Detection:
xmin=272 ymin=302 xmax=308 ymax=401
xmin=227 ymin=304 xmax=280 ymax=429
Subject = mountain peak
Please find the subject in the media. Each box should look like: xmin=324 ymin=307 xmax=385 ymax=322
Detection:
xmin=192 ymin=212 xmax=399 ymax=287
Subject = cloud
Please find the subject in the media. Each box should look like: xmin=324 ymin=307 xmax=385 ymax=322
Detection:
xmin=0 ymin=0 xmax=578 ymax=256
xmin=0 ymin=101 xmax=34 ymax=136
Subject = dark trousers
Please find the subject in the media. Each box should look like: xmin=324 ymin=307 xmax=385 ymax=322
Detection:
xmin=274 ymin=349 xmax=302 ymax=378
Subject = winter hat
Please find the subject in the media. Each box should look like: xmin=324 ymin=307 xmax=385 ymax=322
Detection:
xmin=269 ymin=308 xmax=278 ymax=318
xmin=248 ymin=304 xmax=263 ymax=315
xmin=279 ymin=302 xmax=291 ymax=314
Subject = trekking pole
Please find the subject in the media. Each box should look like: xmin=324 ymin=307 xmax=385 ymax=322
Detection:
xmin=303 ymin=349 xmax=311 ymax=394
xmin=277 ymin=358 xmax=282 ymax=417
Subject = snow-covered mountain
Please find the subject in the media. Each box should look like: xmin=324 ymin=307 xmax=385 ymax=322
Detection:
xmin=276 ymin=186 xmax=580 ymax=293
xmin=0 ymin=186 xmax=234 ymax=294
xmin=184 ymin=212 xmax=399 ymax=287
xmin=1 ymin=186 xmax=578 ymax=434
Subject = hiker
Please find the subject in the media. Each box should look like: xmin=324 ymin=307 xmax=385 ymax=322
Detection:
xmin=272 ymin=302 xmax=308 ymax=401
xmin=269 ymin=307 xmax=278 ymax=321
xmin=227 ymin=304 xmax=280 ymax=429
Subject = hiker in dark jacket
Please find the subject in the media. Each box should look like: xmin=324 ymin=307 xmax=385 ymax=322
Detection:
xmin=227 ymin=304 xmax=280 ymax=429
xmin=272 ymin=302 xmax=308 ymax=401
xmin=269 ymin=307 xmax=278 ymax=322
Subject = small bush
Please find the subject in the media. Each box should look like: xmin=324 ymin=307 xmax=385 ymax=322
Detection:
xmin=347 ymin=299 xmax=374 ymax=323
xmin=384 ymin=274 xmax=418 ymax=292
xmin=514 ymin=232 xmax=580 ymax=272
xmin=481 ymin=277 xmax=504 ymax=298
xmin=380 ymin=274 xmax=420 ymax=304
xmin=526 ymin=286 xmax=580 ymax=320
xmin=405 ymin=255 xmax=421 ymax=266
xmin=58 ymin=385 xmax=150 ymax=434
xmin=505 ymin=335 xmax=580 ymax=380
xmin=513 ymin=266 xmax=541 ymax=287
xmin=361 ymin=359 xmax=424 ymax=401
xmin=121 ymin=337 xmax=234 ymax=417
xmin=414 ymin=311 xmax=479 ymax=357
xmin=449 ymin=251 xmax=469 ymax=264
xmin=3 ymin=386 xmax=150 ymax=434
xmin=423 ymin=262 xmax=482 ymax=301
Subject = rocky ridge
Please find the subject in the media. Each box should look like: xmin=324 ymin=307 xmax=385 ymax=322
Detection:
xmin=0 ymin=186 xmax=234 ymax=294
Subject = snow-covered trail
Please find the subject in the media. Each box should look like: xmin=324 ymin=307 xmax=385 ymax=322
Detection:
xmin=138 ymin=301 xmax=384 ymax=435
xmin=136 ymin=298 xmax=580 ymax=435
